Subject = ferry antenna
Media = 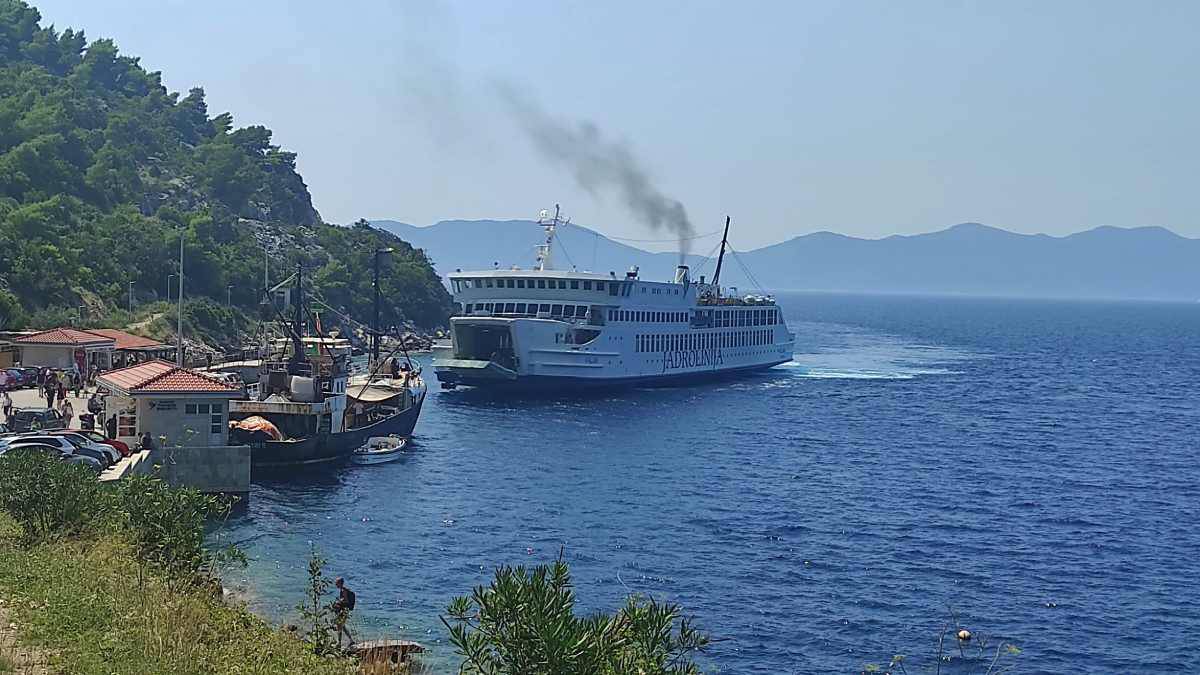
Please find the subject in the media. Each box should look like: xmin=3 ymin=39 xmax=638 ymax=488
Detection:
xmin=712 ymin=215 xmax=731 ymax=291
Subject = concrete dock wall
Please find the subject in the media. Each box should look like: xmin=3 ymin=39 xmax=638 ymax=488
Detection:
xmin=151 ymin=445 xmax=250 ymax=495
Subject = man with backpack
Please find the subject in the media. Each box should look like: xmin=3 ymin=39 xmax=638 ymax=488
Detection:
xmin=332 ymin=576 xmax=356 ymax=648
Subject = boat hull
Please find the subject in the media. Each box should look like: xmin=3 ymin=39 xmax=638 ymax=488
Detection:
xmin=436 ymin=359 xmax=791 ymax=391
xmin=250 ymin=394 xmax=424 ymax=470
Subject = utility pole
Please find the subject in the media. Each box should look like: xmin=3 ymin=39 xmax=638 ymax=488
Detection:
xmin=176 ymin=228 xmax=184 ymax=366
xmin=166 ymin=274 xmax=175 ymax=301
xmin=128 ymin=281 xmax=134 ymax=314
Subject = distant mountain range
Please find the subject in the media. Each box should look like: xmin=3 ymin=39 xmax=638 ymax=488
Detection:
xmin=372 ymin=219 xmax=1200 ymax=301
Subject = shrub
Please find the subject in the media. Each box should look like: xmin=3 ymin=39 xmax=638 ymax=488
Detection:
xmin=109 ymin=473 xmax=236 ymax=580
xmin=0 ymin=449 xmax=106 ymax=543
xmin=443 ymin=557 xmax=709 ymax=675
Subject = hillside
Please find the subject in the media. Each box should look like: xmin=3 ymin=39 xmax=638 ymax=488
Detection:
xmin=0 ymin=0 xmax=452 ymax=333
xmin=374 ymin=219 xmax=1200 ymax=302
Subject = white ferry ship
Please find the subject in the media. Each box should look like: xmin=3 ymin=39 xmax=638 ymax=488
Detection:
xmin=433 ymin=207 xmax=795 ymax=390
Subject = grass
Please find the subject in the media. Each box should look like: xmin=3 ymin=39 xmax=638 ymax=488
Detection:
xmin=0 ymin=514 xmax=355 ymax=675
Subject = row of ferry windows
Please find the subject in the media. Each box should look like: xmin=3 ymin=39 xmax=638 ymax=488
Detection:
xmin=468 ymin=302 xmax=589 ymax=318
xmin=609 ymin=309 xmax=686 ymax=323
xmin=610 ymin=307 xmax=780 ymax=326
xmin=454 ymin=278 xmax=613 ymax=293
xmin=636 ymin=329 xmax=774 ymax=353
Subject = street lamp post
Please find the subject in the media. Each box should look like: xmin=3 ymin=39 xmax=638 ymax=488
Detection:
xmin=372 ymin=247 xmax=394 ymax=366
xmin=176 ymin=229 xmax=184 ymax=366
xmin=128 ymin=281 xmax=134 ymax=314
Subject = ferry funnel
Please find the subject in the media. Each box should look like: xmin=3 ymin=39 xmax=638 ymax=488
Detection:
xmin=675 ymin=265 xmax=690 ymax=285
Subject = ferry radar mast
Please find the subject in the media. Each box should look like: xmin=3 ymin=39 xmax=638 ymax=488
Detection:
xmin=535 ymin=204 xmax=567 ymax=271
xmin=712 ymin=215 xmax=731 ymax=296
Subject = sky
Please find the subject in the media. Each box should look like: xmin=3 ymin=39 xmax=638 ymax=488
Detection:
xmin=31 ymin=0 xmax=1200 ymax=250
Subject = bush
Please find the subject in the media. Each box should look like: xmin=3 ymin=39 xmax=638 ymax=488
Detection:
xmin=109 ymin=473 xmax=236 ymax=580
xmin=443 ymin=557 xmax=709 ymax=675
xmin=0 ymin=449 xmax=106 ymax=543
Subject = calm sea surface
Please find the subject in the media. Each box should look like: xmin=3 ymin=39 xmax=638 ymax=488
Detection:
xmin=224 ymin=293 xmax=1200 ymax=673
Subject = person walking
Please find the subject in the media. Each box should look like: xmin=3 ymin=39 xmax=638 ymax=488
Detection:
xmin=1 ymin=389 xmax=12 ymax=424
xmin=45 ymin=377 xmax=56 ymax=409
xmin=36 ymin=367 xmax=46 ymax=399
xmin=60 ymin=398 xmax=73 ymax=429
xmin=72 ymin=370 xmax=83 ymax=398
xmin=331 ymin=577 xmax=356 ymax=648
xmin=105 ymin=414 xmax=118 ymax=440
xmin=56 ymin=377 xmax=66 ymax=407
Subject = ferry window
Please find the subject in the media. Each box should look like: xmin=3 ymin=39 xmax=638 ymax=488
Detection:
xmin=582 ymin=280 xmax=592 ymax=290
xmin=185 ymin=404 xmax=196 ymax=414
xmin=517 ymin=279 xmax=526 ymax=288
xmin=576 ymin=306 xmax=588 ymax=318
xmin=609 ymin=282 xmax=619 ymax=296
xmin=571 ymin=280 xmax=579 ymax=289
xmin=485 ymin=303 xmax=494 ymax=312
xmin=485 ymin=279 xmax=494 ymax=288
xmin=537 ymin=304 xmax=548 ymax=313
xmin=505 ymin=303 xmax=516 ymax=313
xmin=537 ymin=280 xmax=546 ymax=289
xmin=517 ymin=303 xmax=527 ymax=313
xmin=550 ymin=304 xmax=563 ymax=316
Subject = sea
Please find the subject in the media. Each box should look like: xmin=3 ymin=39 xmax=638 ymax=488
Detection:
xmin=223 ymin=292 xmax=1200 ymax=674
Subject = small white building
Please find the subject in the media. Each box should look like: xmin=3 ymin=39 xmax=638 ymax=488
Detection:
xmin=14 ymin=328 xmax=115 ymax=371
xmin=97 ymin=359 xmax=243 ymax=448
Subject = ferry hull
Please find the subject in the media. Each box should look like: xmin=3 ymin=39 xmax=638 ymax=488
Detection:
xmin=249 ymin=394 xmax=425 ymax=471
xmin=435 ymin=358 xmax=791 ymax=391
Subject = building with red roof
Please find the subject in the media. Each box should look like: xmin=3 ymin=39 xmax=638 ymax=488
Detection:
xmin=14 ymin=328 xmax=116 ymax=371
xmin=97 ymin=359 xmax=243 ymax=449
xmin=12 ymin=327 xmax=174 ymax=372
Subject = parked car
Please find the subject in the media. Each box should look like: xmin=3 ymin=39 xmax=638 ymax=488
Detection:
xmin=0 ymin=443 xmax=103 ymax=472
xmin=3 ymin=368 xmax=28 ymax=389
xmin=0 ymin=435 xmax=111 ymax=468
xmin=59 ymin=429 xmax=131 ymax=458
xmin=7 ymin=408 xmax=66 ymax=433
xmin=46 ymin=431 xmax=121 ymax=464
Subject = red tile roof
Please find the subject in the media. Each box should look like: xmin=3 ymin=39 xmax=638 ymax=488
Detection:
xmin=15 ymin=328 xmax=115 ymax=347
xmin=86 ymin=328 xmax=165 ymax=351
xmin=98 ymin=359 xmax=240 ymax=395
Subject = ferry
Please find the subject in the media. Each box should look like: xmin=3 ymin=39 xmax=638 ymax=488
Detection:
xmin=434 ymin=207 xmax=795 ymax=390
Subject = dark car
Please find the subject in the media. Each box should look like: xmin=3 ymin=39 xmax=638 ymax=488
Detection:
xmin=7 ymin=407 xmax=67 ymax=433
xmin=0 ymin=443 xmax=103 ymax=472
xmin=1 ymin=435 xmax=111 ymax=468
xmin=3 ymin=368 xmax=27 ymax=388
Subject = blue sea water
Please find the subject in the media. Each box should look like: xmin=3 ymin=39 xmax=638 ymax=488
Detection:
xmin=224 ymin=293 xmax=1200 ymax=673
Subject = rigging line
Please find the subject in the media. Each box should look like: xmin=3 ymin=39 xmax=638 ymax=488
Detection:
xmin=555 ymin=235 xmax=578 ymax=271
xmin=728 ymin=247 xmax=767 ymax=294
xmin=688 ymin=238 xmax=725 ymax=279
xmin=603 ymin=229 xmax=724 ymax=243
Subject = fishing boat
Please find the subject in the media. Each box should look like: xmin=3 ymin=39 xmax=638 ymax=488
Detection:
xmin=350 ymin=434 xmax=408 ymax=465
xmin=228 ymin=265 xmax=426 ymax=470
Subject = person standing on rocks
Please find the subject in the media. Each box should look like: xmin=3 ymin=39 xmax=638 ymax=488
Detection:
xmin=331 ymin=577 xmax=356 ymax=648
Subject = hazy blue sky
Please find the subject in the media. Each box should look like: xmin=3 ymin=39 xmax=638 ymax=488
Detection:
xmin=32 ymin=0 xmax=1200 ymax=249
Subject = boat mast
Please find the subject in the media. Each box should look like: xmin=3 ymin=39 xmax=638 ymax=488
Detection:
xmin=289 ymin=262 xmax=306 ymax=370
xmin=535 ymin=204 xmax=561 ymax=271
xmin=712 ymin=215 xmax=731 ymax=293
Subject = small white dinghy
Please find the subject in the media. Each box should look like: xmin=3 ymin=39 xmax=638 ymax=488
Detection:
xmin=350 ymin=435 xmax=408 ymax=465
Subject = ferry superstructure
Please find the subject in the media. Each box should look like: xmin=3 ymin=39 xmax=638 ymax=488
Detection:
xmin=433 ymin=208 xmax=795 ymax=389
